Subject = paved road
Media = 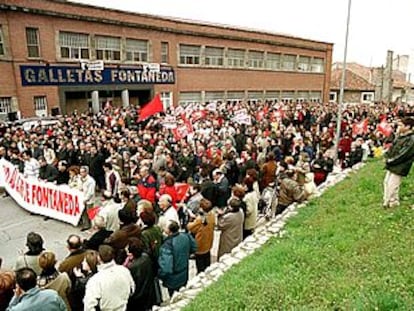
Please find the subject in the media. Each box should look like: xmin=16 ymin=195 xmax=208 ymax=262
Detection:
xmin=0 ymin=195 xmax=87 ymax=270
xmin=0 ymin=195 xmax=220 ymax=280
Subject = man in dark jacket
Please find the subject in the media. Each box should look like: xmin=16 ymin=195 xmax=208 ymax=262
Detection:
xmin=89 ymin=145 xmax=106 ymax=190
xmin=126 ymin=237 xmax=157 ymax=311
xmin=38 ymin=156 xmax=58 ymax=182
xmin=383 ymin=117 xmax=414 ymax=208
xmin=83 ymin=215 xmax=113 ymax=251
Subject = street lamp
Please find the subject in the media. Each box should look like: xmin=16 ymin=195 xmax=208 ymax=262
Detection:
xmin=334 ymin=0 xmax=352 ymax=165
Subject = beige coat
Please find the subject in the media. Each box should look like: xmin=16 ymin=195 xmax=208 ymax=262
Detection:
xmin=243 ymin=191 xmax=259 ymax=231
xmin=217 ymin=209 xmax=244 ymax=259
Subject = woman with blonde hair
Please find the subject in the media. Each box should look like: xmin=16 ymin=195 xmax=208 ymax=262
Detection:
xmin=37 ymin=251 xmax=72 ymax=310
xmin=68 ymin=166 xmax=81 ymax=189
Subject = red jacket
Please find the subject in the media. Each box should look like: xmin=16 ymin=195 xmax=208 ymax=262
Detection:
xmin=137 ymin=174 xmax=157 ymax=203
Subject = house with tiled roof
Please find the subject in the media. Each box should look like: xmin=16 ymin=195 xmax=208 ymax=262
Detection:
xmin=329 ymin=67 xmax=375 ymax=104
xmin=331 ymin=62 xmax=414 ymax=104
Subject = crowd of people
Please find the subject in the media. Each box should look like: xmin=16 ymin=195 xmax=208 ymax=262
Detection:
xmin=1 ymin=98 xmax=413 ymax=310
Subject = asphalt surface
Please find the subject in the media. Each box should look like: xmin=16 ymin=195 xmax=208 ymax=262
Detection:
xmin=0 ymin=195 xmax=85 ymax=270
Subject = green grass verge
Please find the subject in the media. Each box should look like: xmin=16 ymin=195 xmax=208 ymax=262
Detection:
xmin=184 ymin=160 xmax=414 ymax=311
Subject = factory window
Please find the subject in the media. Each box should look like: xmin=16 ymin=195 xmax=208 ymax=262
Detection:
xmin=227 ymin=49 xmax=245 ymax=68
xmin=282 ymin=54 xmax=296 ymax=71
xmin=161 ymin=42 xmax=169 ymax=64
xmin=205 ymin=46 xmax=224 ymax=66
xmin=311 ymin=57 xmax=325 ymax=73
xmin=248 ymin=50 xmax=264 ymax=69
xmin=95 ymin=35 xmax=121 ymax=61
xmin=179 ymin=44 xmax=201 ymax=65
xmin=126 ymin=39 xmax=148 ymax=62
xmin=0 ymin=97 xmax=11 ymax=114
xmin=266 ymin=53 xmax=281 ymax=70
xmin=59 ymin=31 xmax=90 ymax=60
xmin=26 ymin=28 xmax=40 ymax=58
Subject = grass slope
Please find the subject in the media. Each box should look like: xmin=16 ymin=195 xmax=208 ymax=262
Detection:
xmin=184 ymin=160 xmax=414 ymax=311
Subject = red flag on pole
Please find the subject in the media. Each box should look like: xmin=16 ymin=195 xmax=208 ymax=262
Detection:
xmin=138 ymin=94 xmax=164 ymax=122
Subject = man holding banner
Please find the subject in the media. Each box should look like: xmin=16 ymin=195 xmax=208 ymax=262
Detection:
xmin=79 ymin=166 xmax=96 ymax=231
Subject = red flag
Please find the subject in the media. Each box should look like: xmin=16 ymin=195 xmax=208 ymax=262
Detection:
xmin=138 ymin=94 xmax=164 ymax=121
xmin=377 ymin=120 xmax=392 ymax=137
xmin=175 ymin=183 xmax=190 ymax=202
xmin=352 ymin=118 xmax=369 ymax=136
xmin=87 ymin=206 xmax=101 ymax=221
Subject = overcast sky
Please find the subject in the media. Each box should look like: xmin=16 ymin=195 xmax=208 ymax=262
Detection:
xmin=75 ymin=0 xmax=413 ymax=67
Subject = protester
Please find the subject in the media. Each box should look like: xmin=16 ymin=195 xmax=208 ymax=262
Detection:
xmin=242 ymin=176 xmax=259 ymax=239
xmin=104 ymin=209 xmax=141 ymax=264
xmin=71 ymin=250 xmax=99 ymax=311
xmin=137 ymin=166 xmax=157 ymax=204
xmin=139 ymin=210 xmax=163 ymax=273
xmin=83 ymin=245 xmax=135 ymax=311
xmin=38 ymin=156 xmax=59 ymax=182
xmin=217 ymin=198 xmax=244 ymax=260
xmin=21 ymin=150 xmax=40 ymax=179
xmin=126 ymin=237 xmax=157 ymax=311
xmin=82 ymin=216 xmax=113 ymax=251
xmin=0 ymin=269 xmax=15 ymax=310
xmin=37 ymin=251 xmax=72 ymax=310
xmin=98 ymin=191 xmax=123 ymax=232
xmin=56 ymin=160 xmax=70 ymax=185
xmin=58 ymin=235 xmax=86 ymax=282
xmin=158 ymin=221 xmax=197 ymax=297
xmin=7 ymin=268 xmax=67 ymax=311
xmin=277 ymin=169 xmax=308 ymax=215
xmin=79 ymin=166 xmax=96 ymax=231
xmin=157 ymin=194 xmax=180 ymax=233
xmin=120 ymin=189 xmax=138 ymax=223
xmin=14 ymin=232 xmax=44 ymax=276
xmin=187 ymin=198 xmax=215 ymax=273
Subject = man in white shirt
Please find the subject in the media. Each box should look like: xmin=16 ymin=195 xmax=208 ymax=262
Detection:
xmin=84 ymin=245 xmax=135 ymax=311
xmin=98 ymin=190 xmax=123 ymax=232
xmin=157 ymin=194 xmax=179 ymax=233
xmin=79 ymin=165 xmax=96 ymax=231
xmin=22 ymin=150 xmax=40 ymax=179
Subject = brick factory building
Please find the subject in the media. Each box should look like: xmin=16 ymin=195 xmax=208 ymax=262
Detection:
xmin=0 ymin=0 xmax=333 ymax=119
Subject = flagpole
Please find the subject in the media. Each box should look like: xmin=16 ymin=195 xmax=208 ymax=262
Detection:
xmin=334 ymin=0 xmax=352 ymax=165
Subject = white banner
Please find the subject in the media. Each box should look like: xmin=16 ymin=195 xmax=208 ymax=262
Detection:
xmin=206 ymin=102 xmax=217 ymax=111
xmin=162 ymin=115 xmax=177 ymax=129
xmin=0 ymin=159 xmax=85 ymax=226
xmin=234 ymin=108 xmax=248 ymax=116
xmin=231 ymin=113 xmax=252 ymax=125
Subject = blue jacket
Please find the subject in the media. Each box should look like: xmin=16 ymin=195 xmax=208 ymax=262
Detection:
xmin=158 ymin=232 xmax=197 ymax=290
xmin=7 ymin=287 xmax=67 ymax=311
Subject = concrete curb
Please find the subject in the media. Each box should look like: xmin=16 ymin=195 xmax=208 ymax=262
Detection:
xmin=155 ymin=163 xmax=365 ymax=311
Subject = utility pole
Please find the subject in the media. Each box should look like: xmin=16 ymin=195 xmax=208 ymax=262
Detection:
xmin=334 ymin=0 xmax=352 ymax=165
